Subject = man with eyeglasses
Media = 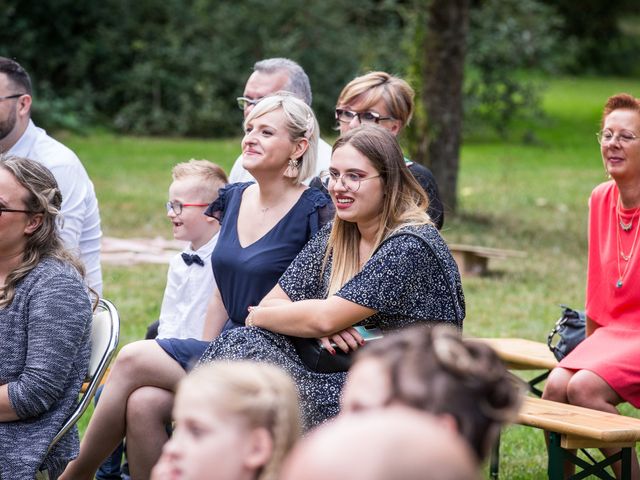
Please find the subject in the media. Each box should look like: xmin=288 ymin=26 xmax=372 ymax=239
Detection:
xmin=228 ymin=58 xmax=331 ymax=184
xmin=0 ymin=57 xmax=102 ymax=293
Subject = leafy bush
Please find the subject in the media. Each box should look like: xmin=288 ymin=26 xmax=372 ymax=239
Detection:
xmin=540 ymin=0 xmax=640 ymax=76
xmin=0 ymin=0 xmax=406 ymax=136
xmin=464 ymin=0 xmax=564 ymax=136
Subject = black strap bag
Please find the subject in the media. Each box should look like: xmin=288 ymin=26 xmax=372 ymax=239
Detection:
xmin=547 ymin=305 xmax=586 ymax=361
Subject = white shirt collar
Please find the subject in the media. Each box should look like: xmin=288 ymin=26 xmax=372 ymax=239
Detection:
xmin=186 ymin=232 xmax=218 ymax=258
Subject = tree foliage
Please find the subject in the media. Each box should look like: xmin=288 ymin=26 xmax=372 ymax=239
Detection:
xmin=539 ymin=0 xmax=640 ymax=75
xmin=2 ymin=0 xmax=634 ymax=139
xmin=0 ymin=0 xmax=405 ymax=136
xmin=464 ymin=0 xmax=564 ymax=136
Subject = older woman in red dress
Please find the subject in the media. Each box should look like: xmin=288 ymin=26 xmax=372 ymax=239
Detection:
xmin=543 ymin=93 xmax=640 ymax=478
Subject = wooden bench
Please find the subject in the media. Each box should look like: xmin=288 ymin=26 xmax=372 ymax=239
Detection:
xmin=472 ymin=337 xmax=558 ymax=478
xmin=448 ymin=244 xmax=526 ymax=276
xmin=517 ymin=396 xmax=640 ymax=479
xmin=475 ymin=337 xmax=640 ymax=479
xmin=475 ymin=337 xmax=558 ymax=396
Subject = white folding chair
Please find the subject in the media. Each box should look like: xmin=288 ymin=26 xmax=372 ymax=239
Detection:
xmin=47 ymin=297 xmax=120 ymax=453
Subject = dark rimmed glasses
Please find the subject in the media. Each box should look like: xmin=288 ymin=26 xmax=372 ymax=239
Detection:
xmin=596 ymin=130 xmax=639 ymax=146
xmin=236 ymin=96 xmax=262 ymax=110
xmin=0 ymin=206 xmax=34 ymax=216
xmin=319 ymin=170 xmax=381 ymax=193
xmin=0 ymin=93 xmax=26 ymax=102
xmin=166 ymin=201 xmax=209 ymax=215
xmin=335 ymin=108 xmax=395 ymax=125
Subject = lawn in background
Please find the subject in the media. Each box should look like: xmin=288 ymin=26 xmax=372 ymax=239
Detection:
xmin=66 ymin=76 xmax=640 ymax=478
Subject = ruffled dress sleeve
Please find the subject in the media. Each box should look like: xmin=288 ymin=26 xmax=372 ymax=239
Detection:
xmin=204 ymin=182 xmax=253 ymax=223
xmin=303 ymin=187 xmax=332 ymax=238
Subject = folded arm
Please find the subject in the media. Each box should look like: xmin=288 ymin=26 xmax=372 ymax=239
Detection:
xmin=252 ymin=284 xmax=376 ymax=338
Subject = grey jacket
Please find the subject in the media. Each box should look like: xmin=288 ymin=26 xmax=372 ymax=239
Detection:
xmin=0 ymin=258 xmax=91 ymax=479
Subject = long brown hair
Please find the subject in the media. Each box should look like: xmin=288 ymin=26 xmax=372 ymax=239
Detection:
xmin=0 ymin=155 xmax=85 ymax=307
xmin=324 ymin=126 xmax=431 ymax=295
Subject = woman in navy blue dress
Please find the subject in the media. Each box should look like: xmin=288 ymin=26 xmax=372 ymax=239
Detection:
xmin=62 ymin=94 xmax=330 ymax=480
xmin=199 ymin=125 xmax=464 ymax=429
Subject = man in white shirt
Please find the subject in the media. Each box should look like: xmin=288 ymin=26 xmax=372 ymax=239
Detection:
xmin=229 ymin=58 xmax=331 ymax=184
xmin=0 ymin=57 xmax=103 ymax=293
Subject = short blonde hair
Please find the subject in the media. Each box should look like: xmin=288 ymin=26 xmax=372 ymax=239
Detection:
xmin=337 ymin=72 xmax=414 ymax=128
xmin=244 ymin=93 xmax=319 ymax=183
xmin=181 ymin=361 xmax=302 ymax=480
xmin=171 ymin=159 xmax=228 ymax=203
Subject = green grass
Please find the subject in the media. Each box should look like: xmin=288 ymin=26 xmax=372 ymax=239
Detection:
xmin=64 ymin=75 xmax=640 ymax=478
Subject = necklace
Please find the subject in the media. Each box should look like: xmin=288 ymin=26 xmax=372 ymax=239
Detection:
xmin=617 ymin=198 xmax=640 ymax=232
xmin=615 ymin=213 xmax=640 ymax=287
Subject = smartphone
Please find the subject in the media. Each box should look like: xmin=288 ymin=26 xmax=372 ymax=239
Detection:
xmin=317 ymin=324 xmax=384 ymax=349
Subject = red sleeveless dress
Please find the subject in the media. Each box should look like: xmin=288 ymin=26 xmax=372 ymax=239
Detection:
xmin=560 ymin=181 xmax=640 ymax=407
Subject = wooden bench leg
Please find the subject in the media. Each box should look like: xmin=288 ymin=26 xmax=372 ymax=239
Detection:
xmin=548 ymin=432 xmax=631 ymax=480
xmin=548 ymin=432 xmax=565 ymax=480
xmin=527 ymin=371 xmax=549 ymax=397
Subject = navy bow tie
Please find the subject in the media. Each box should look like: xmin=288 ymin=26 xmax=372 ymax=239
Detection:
xmin=181 ymin=253 xmax=205 ymax=267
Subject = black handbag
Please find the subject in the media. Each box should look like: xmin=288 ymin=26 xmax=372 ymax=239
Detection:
xmin=547 ymin=305 xmax=586 ymax=361
xmin=290 ymin=336 xmax=353 ymax=374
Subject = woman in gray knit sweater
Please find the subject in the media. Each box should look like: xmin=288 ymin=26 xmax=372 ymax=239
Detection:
xmin=0 ymin=155 xmax=92 ymax=479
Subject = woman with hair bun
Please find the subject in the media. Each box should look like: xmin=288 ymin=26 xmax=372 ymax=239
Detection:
xmin=0 ymin=154 xmax=92 ymax=479
xmin=341 ymin=324 xmax=523 ymax=463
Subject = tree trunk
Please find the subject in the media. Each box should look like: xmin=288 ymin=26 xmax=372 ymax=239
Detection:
xmin=414 ymin=0 xmax=469 ymax=214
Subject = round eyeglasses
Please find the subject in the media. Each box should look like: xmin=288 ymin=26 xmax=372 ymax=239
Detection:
xmin=335 ymin=109 xmax=395 ymax=125
xmin=319 ymin=170 xmax=381 ymax=193
xmin=166 ymin=201 xmax=209 ymax=215
xmin=596 ymin=130 xmax=639 ymax=146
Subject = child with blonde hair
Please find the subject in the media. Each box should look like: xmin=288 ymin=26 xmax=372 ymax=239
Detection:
xmin=158 ymin=159 xmax=228 ymax=339
xmin=151 ymin=361 xmax=301 ymax=480
xmin=95 ymin=159 xmax=227 ymax=480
